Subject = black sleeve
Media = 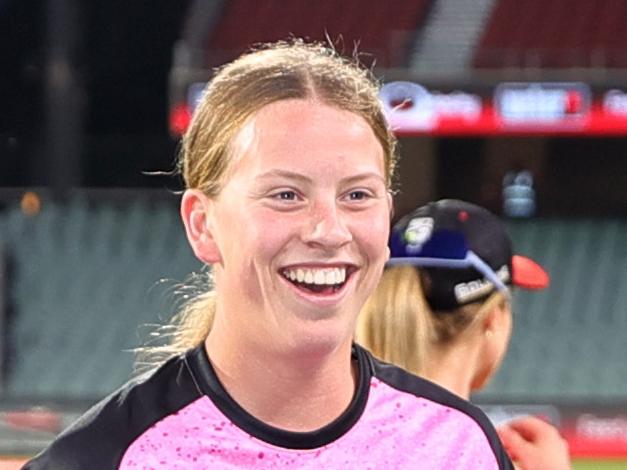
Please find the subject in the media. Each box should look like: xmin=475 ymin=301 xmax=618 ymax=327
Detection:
xmin=23 ymin=354 xmax=201 ymax=470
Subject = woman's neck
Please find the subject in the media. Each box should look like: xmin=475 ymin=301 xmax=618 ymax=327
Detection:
xmin=205 ymin=322 xmax=357 ymax=432
xmin=422 ymin=342 xmax=482 ymax=400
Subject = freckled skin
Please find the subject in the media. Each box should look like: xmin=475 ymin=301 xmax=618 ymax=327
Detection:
xmin=205 ymin=99 xmax=392 ymax=356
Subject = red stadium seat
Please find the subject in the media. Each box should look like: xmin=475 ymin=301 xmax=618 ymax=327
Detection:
xmin=474 ymin=0 xmax=627 ymax=69
xmin=204 ymin=0 xmax=433 ymax=68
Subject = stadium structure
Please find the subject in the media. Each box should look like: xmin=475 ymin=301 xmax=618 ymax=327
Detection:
xmin=1 ymin=1 xmax=627 ymax=467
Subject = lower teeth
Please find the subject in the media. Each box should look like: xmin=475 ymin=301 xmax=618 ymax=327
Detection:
xmin=296 ymin=282 xmax=341 ymax=293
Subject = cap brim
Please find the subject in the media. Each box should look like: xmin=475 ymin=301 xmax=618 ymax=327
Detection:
xmin=512 ymin=255 xmax=550 ymax=289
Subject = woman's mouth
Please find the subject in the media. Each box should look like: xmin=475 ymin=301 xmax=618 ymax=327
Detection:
xmin=280 ymin=266 xmax=355 ymax=295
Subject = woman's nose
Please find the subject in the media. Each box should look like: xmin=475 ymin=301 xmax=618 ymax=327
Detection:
xmin=301 ymin=201 xmax=352 ymax=249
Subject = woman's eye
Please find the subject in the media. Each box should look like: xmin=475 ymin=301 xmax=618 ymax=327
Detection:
xmin=348 ymin=190 xmax=370 ymax=201
xmin=275 ymin=190 xmax=297 ymax=201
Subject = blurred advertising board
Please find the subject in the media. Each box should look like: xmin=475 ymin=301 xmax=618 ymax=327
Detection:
xmin=481 ymin=403 xmax=627 ymax=458
xmin=171 ymin=80 xmax=627 ymax=136
xmin=379 ymin=81 xmax=627 ymax=136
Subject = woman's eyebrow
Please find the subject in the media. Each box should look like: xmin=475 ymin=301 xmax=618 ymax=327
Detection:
xmin=255 ymin=170 xmax=312 ymax=184
xmin=254 ymin=170 xmax=386 ymax=186
xmin=340 ymin=173 xmax=387 ymax=186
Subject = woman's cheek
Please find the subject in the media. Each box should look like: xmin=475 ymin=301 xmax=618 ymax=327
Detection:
xmin=360 ymin=209 xmax=391 ymax=251
xmin=250 ymin=211 xmax=299 ymax=253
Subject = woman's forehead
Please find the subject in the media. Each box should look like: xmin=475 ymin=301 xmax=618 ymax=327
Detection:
xmin=241 ymin=99 xmax=374 ymax=138
xmin=227 ymin=99 xmax=385 ymax=174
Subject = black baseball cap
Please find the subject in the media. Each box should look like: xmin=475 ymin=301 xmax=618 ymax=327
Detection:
xmin=387 ymin=199 xmax=549 ymax=311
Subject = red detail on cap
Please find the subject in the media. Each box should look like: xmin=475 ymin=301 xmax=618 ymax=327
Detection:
xmin=458 ymin=210 xmax=469 ymax=222
xmin=512 ymin=255 xmax=550 ymax=289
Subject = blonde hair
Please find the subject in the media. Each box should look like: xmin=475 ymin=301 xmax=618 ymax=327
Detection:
xmin=355 ymin=266 xmax=508 ymax=376
xmin=155 ymin=40 xmax=398 ymax=360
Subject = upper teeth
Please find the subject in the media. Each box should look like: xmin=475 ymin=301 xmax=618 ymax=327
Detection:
xmin=283 ymin=267 xmax=347 ymax=285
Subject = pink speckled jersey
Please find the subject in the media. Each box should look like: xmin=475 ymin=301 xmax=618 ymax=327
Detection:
xmin=25 ymin=345 xmax=513 ymax=469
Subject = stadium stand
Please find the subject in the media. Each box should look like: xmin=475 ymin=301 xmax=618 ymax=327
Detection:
xmin=0 ymin=241 xmax=5 ymax=392
xmin=410 ymin=0 xmax=496 ymax=72
xmin=0 ymin=192 xmax=625 ymax=402
xmin=204 ymin=0 xmax=434 ymax=67
xmin=478 ymin=218 xmax=627 ymax=400
xmin=0 ymin=193 xmax=201 ymax=399
xmin=473 ymin=0 xmax=627 ymax=68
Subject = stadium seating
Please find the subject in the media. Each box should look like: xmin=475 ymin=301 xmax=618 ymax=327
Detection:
xmin=474 ymin=0 xmax=627 ymax=68
xmin=0 ymin=194 xmax=201 ymax=399
xmin=205 ymin=0 xmax=433 ymax=67
xmin=477 ymin=218 xmax=627 ymax=400
xmin=0 ymin=194 xmax=625 ymax=402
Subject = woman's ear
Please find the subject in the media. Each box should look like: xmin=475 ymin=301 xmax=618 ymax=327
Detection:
xmin=388 ymin=192 xmax=395 ymax=220
xmin=180 ymin=189 xmax=222 ymax=264
xmin=472 ymin=302 xmax=513 ymax=392
xmin=482 ymin=302 xmax=511 ymax=337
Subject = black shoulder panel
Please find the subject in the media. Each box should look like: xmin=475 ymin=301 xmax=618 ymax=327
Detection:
xmin=23 ymin=352 xmax=201 ymax=470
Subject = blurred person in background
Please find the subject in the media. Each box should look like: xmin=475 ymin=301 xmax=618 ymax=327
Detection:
xmin=24 ymin=42 xmax=515 ymax=469
xmin=356 ymin=199 xmax=571 ymax=470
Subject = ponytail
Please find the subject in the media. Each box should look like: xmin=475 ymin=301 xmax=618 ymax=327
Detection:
xmin=135 ymin=272 xmax=216 ymax=371
xmin=356 ymin=266 xmax=432 ymax=375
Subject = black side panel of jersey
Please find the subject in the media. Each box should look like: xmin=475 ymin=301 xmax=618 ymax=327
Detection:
xmin=23 ymin=352 xmax=202 ymax=470
xmin=364 ymin=346 xmax=515 ymax=470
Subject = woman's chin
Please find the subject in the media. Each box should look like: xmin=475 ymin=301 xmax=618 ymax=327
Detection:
xmin=277 ymin=317 xmax=354 ymax=357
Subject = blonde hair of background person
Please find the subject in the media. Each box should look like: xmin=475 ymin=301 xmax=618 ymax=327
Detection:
xmin=357 ymin=265 xmax=511 ymax=394
xmin=25 ymin=41 xmax=516 ymax=469
xmin=356 ymin=199 xmax=571 ymax=470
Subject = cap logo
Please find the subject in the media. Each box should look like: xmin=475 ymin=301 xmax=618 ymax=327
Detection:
xmin=404 ymin=217 xmax=434 ymax=254
xmin=454 ymin=265 xmax=511 ymax=303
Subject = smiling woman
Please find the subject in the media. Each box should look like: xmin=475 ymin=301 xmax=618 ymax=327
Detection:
xmin=182 ymin=99 xmax=393 ymax=381
xmin=24 ymin=40 xmax=515 ymax=469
